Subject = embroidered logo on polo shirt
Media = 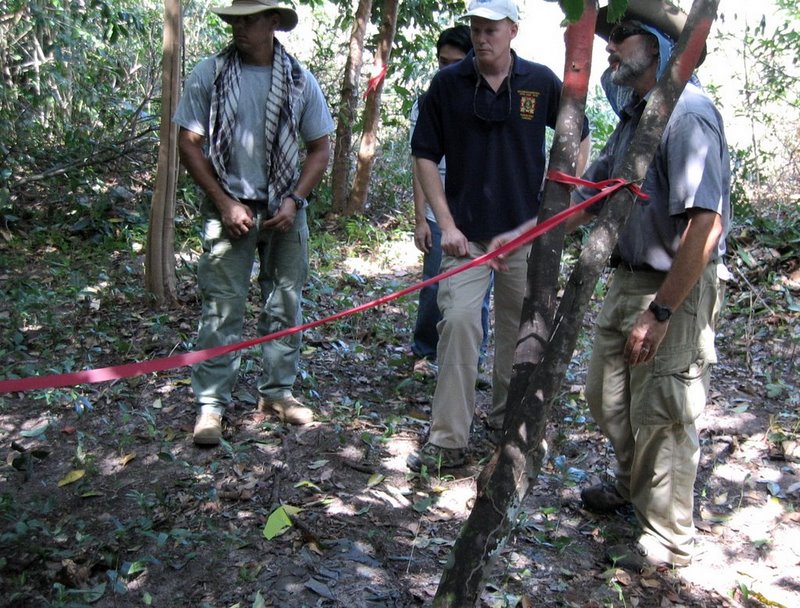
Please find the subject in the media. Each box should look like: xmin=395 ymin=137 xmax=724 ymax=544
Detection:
xmin=518 ymin=90 xmax=539 ymax=121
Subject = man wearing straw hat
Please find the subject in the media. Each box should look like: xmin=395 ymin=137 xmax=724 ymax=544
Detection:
xmin=174 ymin=0 xmax=334 ymax=445
xmin=567 ymin=0 xmax=730 ymax=571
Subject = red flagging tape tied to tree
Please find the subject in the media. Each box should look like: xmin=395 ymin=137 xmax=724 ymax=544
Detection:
xmin=0 ymin=172 xmax=646 ymax=394
xmin=363 ymin=63 xmax=388 ymax=99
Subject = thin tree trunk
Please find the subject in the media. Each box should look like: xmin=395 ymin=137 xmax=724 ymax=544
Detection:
xmin=145 ymin=0 xmax=181 ymax=303
xmin=433 ymin=1 xmax=718 ymax=605
xmin=330 ymin=0 xmax=372 ymax=214
xmin=346 ymin=0 xmax=399 ymax=215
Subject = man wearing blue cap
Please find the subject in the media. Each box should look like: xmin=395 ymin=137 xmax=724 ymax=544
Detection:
xmin=408 ymin=0 xmax=590 ymax=471
xmin=568 ymin=0 xmax=730 ymax=572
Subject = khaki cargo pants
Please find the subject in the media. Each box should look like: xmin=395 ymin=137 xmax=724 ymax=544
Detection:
xmin=585 ymin=262 xmax=723 ymax=565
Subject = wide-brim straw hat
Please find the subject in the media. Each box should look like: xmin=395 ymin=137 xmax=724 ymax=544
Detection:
xmin=596 ymin=0 xmax=707 ymax=65
xmin=211 ymin=0 xmax=299 ymax=32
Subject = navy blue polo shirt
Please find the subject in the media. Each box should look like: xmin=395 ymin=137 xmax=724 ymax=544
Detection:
xmin=411 ymin=50 xmax=585 ymax=241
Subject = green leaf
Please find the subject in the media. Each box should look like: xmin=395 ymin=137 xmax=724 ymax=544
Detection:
xmin=263 ymin=505 xmax=302 ymax=540
xmin=20 ymin=423 xmax=49 ymax=438
xmin=252 ymin=590 xmax=266 ymax=608
xmin=738 ymin=247 xmax=756 ymax=268
xmin=58 ymin=469 xmax=85 ymax=486
xmin=607 ymin=0 xmax=629 ymax=23
xmin=124 ymin=560 xmax=148 ymax=577
xmin=560 ymin=0 xmax=585 ymax=22
xmin=413 ymin=496 xmax=433 ymax=513
xmin=367 ymin=473 xmax=385 ymax=487
xmin=294 ymin=480 xmax=323 ymax=493
xmin=766 ymin=383 xmax=785 ymax=398
xmin=80 ymin=582 xmax=107 ymax=603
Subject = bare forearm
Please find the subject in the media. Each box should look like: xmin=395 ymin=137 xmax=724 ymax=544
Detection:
xmin=565 ymin=208 xmax=593 ymax=232
xmin=413 ymin=156 xmax=454 ymax=230
xmin=411 ymin=167 xmax=428 ymax=225
xmin=654 ymin=210 xmax=723 ymax=311
xmin=293 ymin=136 xmax=330 ymax=198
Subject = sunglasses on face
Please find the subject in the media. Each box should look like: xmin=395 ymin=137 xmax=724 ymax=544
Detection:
xmin=608 ymin=24 xmax=650 ymax=44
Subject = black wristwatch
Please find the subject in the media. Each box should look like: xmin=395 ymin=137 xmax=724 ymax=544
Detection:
xmin=648 ymin=301 xmax=673 ymax=322
xmin=287 ymin=192 xmax=307 ymax=210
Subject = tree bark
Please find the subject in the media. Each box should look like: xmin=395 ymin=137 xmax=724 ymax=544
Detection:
xmin=433 ymin=0 xmax=719 ymax=605
xmin=330 ymin=0 xmax=373 ymax=214
xmin=145 ymin=0 xmax=181 ymax=303
xmin=345 ymin=0 xmax=399 ymax=215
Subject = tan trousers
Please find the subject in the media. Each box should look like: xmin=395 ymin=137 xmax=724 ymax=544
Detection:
xmin=585 ymin=263 xmax=723 ymax=565
xmin=429 ymin=242 xmax=530 ymax=448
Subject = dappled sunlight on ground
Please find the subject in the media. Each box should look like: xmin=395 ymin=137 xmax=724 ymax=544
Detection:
xmin=341 ymin=236 xmax=420 ymax=279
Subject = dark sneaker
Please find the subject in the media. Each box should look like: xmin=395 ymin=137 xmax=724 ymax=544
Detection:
xmin=606 ymin=544 xmax=649 ymax=573
xmin=258 ymin=395 xmax=314 ymax=425
xmin=407 ymin=443 xmax=467 ymax=472
xmin=581 ymin=483 xmax=630 ymax=513
xmin=193 ymin=412 xmax=223 ymax=446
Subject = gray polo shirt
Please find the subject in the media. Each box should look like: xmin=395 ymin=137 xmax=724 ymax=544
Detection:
xmin=174 ymin=56 xmax=333 ymax=200
xmin=575 ymin=82 xmax=731 ymax=272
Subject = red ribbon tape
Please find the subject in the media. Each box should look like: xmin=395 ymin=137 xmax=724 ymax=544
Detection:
xmin=363 ymin=63 xmax=388 ymax=99
xmin=0 ymin=173 xmax=644 ymax=394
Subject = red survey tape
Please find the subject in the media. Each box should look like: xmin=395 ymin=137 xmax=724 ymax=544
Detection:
xmin=0 ymin=173 xmax=644 ymax=394
xmin=363 ymin=63 xmax=389 ymax=99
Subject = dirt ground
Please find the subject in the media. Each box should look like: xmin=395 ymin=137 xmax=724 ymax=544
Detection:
xmin=1 ymin=237 xmax=799 ymax=608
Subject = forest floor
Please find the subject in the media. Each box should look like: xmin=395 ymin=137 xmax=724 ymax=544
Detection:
xmin=1 ymin=212 xmax=799 ymax=608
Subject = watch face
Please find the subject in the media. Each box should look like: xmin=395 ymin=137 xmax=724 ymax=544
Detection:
xmin=649 ymin=302 xmax=671 ymax=321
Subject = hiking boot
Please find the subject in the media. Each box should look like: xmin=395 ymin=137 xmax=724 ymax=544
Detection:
xmin=486 ymin=425 xmax=503 ymax=445
xmin=606 ymin=544 xmax=649 ymax=573
xmin=407 ymin=443 xmax=467 ymax=472
xmin=193 ymin=412 xmax=223 ymax=446
xmin=581 ymin=483 xmax=630 ymax=513
xmin=258 ymin=395 xmax=314 ymax=425
xmin=606 ymin=543 xmax=690 ymax=572
xmin=412 ymin=358 xmax=438 ymax=378
xmin=475 ymin=371 xmax=492 ymax=390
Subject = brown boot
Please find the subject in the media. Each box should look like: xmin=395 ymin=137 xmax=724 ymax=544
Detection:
xmin=606 ymin=544 xmax=649 ymax=573
xmin=581 ymin=483 xmax=630 ymax=513
xmin=193 ymin=412 xmax=222 ymax=446
xmin=258 ymin=395 xmax=314 ymax=425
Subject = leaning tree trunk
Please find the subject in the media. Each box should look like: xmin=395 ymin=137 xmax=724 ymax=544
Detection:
xmin=330 ymin=0 xmax=372 ymax=214
xmin=145 ymin=0 xmax=182 ymax=303
xmin=433 ymin=0 xmax=719 ymax=605
xmin=345 ymin=0 xmax=399 ymax=215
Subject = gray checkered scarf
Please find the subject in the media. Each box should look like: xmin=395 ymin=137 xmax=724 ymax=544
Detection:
xmin=208 ymin=40 xmax=305 ymax=215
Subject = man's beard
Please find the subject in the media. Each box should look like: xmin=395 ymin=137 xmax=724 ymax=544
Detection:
xmin=610 ymin=52 xmax=656 ymax=87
